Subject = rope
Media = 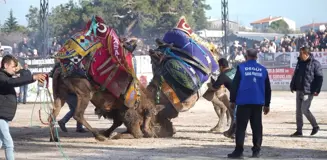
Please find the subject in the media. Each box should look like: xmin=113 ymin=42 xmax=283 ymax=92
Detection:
xmin=182 ymin=38 xmax=209 ymax=58
xmin=85 ymin=15 xmax=98 ymax=38
xmin=30 ymin=82 xmax=70 ymax=160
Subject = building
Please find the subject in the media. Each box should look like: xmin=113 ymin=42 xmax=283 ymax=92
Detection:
xmin=195 ymin=30 xmax=224 ymax=42
xmin=207 ymin=18 xmax=240 ymax=31
xmin=250 ymin=16 xmax=296 ymax=31
xmin=300 ymin=23 xmax=327 ymax=32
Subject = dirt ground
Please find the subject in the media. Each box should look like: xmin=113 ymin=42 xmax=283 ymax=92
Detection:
xmin=1 ymin=91 xmax=327 ymax=160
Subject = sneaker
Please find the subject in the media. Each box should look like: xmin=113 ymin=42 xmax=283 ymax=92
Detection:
xmin=311 ymin=126 xmax=320 ymax=135
xmin=58 ymin=120 xmax=68 ymax=132
xmin=290 ymin=131 xmax=303 ymax=137
xmin=227 ymin=151 xmax=244 ymax=159
xmin=252 ymin=151 xmax=261 ymax=158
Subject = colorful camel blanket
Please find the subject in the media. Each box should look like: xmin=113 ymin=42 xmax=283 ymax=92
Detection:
xmin=157 ymin=16 xmax=218 ymax=101
xmin=154 ymin=16 xmax=219 ymax=111
xmin=55 ymin=16 xmax=138 ymax=108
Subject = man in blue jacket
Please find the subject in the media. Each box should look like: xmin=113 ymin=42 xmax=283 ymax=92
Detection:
xmin=228 ymin=49 xmax=271 ymax=159
xmin=290 ymin=46 xmax=323 ymax=137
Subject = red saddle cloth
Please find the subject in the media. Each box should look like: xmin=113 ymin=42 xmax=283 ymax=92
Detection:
xmin=89 ymin=27 xmax=134 ymax=98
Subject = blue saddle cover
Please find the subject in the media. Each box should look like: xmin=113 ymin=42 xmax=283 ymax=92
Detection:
xmin=162 ymin=29 xmax=218 ymax=83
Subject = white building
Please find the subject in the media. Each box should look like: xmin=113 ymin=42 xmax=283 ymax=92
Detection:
xmin=250 ymin=16 xmax=296 ymax=31
xmin=207 ymin=18 xmax=240 ymax=31
xmin=195 ymin=29 xmax=224 ymax=42
xmin=300 ymin=23 xmax=327 ymax=32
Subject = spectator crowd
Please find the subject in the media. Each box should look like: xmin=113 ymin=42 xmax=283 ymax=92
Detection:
xmin=226 ymin=28 xmax=327 ymax=66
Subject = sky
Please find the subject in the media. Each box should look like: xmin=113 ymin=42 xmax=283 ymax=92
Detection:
xmin=0 ymin=0 xmax=326 ymax=28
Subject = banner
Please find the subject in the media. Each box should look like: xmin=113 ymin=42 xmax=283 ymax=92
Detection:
xmin=258 ymin=51 xmax=327 ymax=87
xmin=16 ymin=57 xmax=55 ymax=102
xmin=267 ymin=68 xmax=294 ymax=86
xmin=290 ymin=52 xmax=327 ymax=69
xmin=258 ymin=52 xmax=291 ymax=68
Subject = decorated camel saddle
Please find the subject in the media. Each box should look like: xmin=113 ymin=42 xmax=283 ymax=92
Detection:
xmin=150 ymin=16 xmax=219 ymax=112
xmin=55 ymin=16 xmax=140 ymax=108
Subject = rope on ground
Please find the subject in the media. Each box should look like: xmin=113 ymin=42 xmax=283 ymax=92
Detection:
xmin=30 ymin=85 xmax=70 ymax=160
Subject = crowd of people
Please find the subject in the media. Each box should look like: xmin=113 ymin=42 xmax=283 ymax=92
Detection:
xmin=224 ymin=28 xmax=327 ymax=67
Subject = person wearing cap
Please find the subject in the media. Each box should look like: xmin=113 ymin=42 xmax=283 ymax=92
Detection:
xmin=290 ymin=46 xmax=323 ymax=137
xmin=227 ymin=48 xmax=271 ymax=159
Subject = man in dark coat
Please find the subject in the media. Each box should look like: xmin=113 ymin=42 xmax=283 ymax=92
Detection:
xmin=290 ymin=47 xmax=323 ymax=137
xmin=0 ymin=55 xmax=46 ymax=160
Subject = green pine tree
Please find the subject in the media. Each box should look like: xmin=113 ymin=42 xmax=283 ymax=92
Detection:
xmin=4 ymin=9 xmax=19 ymax=33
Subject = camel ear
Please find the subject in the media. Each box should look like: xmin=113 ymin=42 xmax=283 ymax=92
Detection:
xmin=155 ymin=105 xmax=165 ymax=115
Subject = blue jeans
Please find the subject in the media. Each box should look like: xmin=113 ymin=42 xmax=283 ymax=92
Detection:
xmin=60 ymin=94 xmax=83 ymax=130
xmin=0 ymin=119 xmax=14 ymax=160
xmin=19 ymin=85 xmax=28 ymax=103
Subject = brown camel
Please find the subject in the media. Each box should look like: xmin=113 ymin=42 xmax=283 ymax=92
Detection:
xmin=49 ymin=66 xmax=174 ymax=142
xmin=147 ymin=37 xmax=236 ymax=132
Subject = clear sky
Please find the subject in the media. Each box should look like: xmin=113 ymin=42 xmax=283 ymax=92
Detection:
xmin=0 ymin=0 xmax=326 ymax=28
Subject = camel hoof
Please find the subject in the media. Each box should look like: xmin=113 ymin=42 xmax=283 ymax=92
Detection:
xmin=112 ymin=133 xmax=135 ymax=139
xmin=173 ymin=126 xmax=177 ymax=134
xmin=223 ymin=131 xmax=235 ymax=139
xmin=50 ymin=137 xmax=59 ymax=142
xmin=209 ymin=127 xmax=221 ymax=133
xmin=95 ymin=134 xmax=107 ymax=141
xmin=143 ymin=131 xmax=155 ymax=138
xmin=100 ymin=130 xmax=111 ymax=138
xmin=142 ymin=128 xmax=155 ymax=138
xmin=111 ymin=134 xmax=121 ymax=139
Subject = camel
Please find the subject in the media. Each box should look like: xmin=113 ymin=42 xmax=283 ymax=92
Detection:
xmin=143 ymin=15 xmax=232 ymax=133
xmin=147 ymin=47 xmax=231 ymax=133
xmin=48 ymin=16 xmax=175 ymax=142
xmin=49 ymin=15 xmax=232 ymax=142
xmin=50 ymin=66 xmax=175 ymax=142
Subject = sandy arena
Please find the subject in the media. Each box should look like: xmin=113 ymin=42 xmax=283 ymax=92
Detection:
xmin=1 ymin=91 xmax=327 ymax=160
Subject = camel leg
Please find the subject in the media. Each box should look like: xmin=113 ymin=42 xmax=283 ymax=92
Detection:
xmin=73 ymin=94 xmax=106 ymax=141
xmin=142 ymin=107 xmax=156 ymax=138
xmin=49 ymin=94 xmax=66 ymax=142
xmin=210 ymin=96 xmax=227 ymax=132
xmin=102 ymin=112 xmax=123 ymax=138
xmin=223 ymin=104 xmax=236 ymax=139
xmin=219 ymin=94 xmax=231 ymax=127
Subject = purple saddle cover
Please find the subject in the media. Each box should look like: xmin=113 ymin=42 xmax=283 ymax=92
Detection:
xmin=162 ymin=29 xmax=218 ymax=83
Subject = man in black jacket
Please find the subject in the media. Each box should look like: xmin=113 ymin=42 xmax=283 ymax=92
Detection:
xmin=290 ymin=47 xmax=323 ymax=137
xmin=211 ymin=58 xmax=237 ymax=137
xmin=0 ymin=55 xmax=46 ymax=160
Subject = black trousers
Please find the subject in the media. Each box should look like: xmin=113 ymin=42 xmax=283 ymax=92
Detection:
xmin=235 ymin=104 xmax=263 ymax=153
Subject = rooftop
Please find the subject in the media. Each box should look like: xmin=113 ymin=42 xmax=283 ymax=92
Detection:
xmin=250 ymin=16 xmax=282 ymax=24
xmin=300 ymin=23 xmax=327 ymax=28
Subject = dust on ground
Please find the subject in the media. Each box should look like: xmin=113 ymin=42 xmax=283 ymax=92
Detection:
xmin=1 ymin=91 xmax=327 ymax=160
